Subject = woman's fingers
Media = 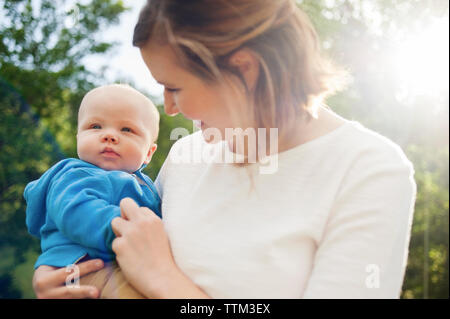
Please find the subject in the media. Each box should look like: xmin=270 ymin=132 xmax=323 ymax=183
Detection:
xmin=120 ymin=197 xmax=141 ymax=220
xmin=111 ymin=216 xmax=127 ymax=237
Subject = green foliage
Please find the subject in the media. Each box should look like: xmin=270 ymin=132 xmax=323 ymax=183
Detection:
xmin=0 ymin=80 xmax=53 ymax=298
xmin=0 ymin=0 xmax=128 ymax=298
xmin=1 ymin=0 xmax=128 ymax=154
xmin=300 ymin=0 xmax=449 ymax=298
xmin=401 ymin=146 xmax=449 ymax=298
xmin=143 ymin=105 xmax=194 ymax=180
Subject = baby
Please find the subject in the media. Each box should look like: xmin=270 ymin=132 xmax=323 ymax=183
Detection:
xmin=24 ymin=84 xmax=161 ymax=298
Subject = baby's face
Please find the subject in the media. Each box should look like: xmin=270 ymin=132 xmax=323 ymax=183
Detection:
xmin=77 ymin=87 xmax=158 ymax=173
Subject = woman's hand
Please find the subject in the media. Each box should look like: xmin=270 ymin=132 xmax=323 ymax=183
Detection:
xmin=32 ymin=259 xmax=104 ymax=299
xmin=111 ymin=198 xmax=178 ymax=298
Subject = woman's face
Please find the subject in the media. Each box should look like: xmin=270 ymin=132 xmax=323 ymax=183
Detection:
xmin=140 ymin=42 xmax=245 ymax=142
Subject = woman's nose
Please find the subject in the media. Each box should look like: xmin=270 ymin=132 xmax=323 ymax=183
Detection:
xmin=101 ymin=133 xmax=119 ymax=144
xmin=165 ymin=104 xmax=179 ymax=116
xmin=163 ymin=91 xmax=179 ymax=116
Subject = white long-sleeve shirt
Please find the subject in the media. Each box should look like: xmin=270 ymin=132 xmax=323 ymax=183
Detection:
xmin=154 ymin=120 xmax=416 ymax=298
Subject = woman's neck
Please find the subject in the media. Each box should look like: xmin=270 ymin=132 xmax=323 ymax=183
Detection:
xmin=226 ymin=106 xmax=347 ymax=161
xmin=278 ymin=106 xmax=347 ymax=152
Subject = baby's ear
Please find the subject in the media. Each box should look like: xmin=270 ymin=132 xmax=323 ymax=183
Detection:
xmin=144 ymin=144 xmax=158 ymax=164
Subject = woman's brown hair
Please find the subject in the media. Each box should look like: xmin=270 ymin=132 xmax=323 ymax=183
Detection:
xmin=133 ymin=0 xmax=346 ymax=140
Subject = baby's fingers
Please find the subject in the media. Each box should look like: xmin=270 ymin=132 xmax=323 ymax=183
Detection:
xmin=56 ymin=259 xmax=104 ymax=286
xmin=75 ymin=259 xmax=104 ymax=278
xmin=43 ymin=285 xmax=99 ymax=299
xmin=33 ymin=259 xmax=104 ymax=299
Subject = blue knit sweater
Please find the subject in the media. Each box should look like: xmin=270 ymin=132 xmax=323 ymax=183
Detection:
xmin=24 ymin=158 xmax=161 ymax=269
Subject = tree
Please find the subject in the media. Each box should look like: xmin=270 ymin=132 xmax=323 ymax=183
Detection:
xmin=299 ymin=0 xmax=449 ymax=298
xmin=0 ymin=0 xmax=128 ymax=297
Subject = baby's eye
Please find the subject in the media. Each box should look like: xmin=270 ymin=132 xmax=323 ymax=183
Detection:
xmin=121 ymin=127 xmax=132 ymax=132
xmin=91 ymin=124 xmax=101 ymax=129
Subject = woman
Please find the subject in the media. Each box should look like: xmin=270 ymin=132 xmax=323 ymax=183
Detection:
xmin=32 ymin=0 xmax=416 ymax=299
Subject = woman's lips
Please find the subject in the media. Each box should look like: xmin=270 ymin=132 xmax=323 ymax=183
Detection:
xmin=193 ymin=120 xmax=202 ymax=129
xmin=193 ymin=120 xmax=208 ymax=130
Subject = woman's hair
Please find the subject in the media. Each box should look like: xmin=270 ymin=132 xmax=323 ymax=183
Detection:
xmin=133 ymin=0 xmax=346 ymax=138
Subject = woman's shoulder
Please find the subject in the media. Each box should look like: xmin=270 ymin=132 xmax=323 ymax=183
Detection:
xmin=342 ymin=121 xmax=413 ymax=169
xmin=312 ymin=108 xmax=411 ymax=165
xmin=279 ymin=117 xmax=413 ymax=174
xmin=317 ymin=120 xmax=416 ymax=195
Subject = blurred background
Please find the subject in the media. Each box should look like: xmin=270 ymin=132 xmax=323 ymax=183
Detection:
xmin=0 ymin=0 xmax=448 ymax=298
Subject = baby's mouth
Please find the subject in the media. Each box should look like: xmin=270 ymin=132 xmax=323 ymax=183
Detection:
xmin=101 ymin=147 xmax=120 ymax=158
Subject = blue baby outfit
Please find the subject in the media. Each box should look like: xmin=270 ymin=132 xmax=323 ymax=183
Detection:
xmin=24 ymin=158 xmax=161 ymax=269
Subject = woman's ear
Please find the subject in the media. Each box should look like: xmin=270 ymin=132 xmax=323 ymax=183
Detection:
xmin=228 ymin=48 xmax=260 ymax=92
xmin=144 ymin=144 xmax=158 ymax=165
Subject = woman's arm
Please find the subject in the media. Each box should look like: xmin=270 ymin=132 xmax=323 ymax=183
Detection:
xmin=111 ymin=198 xmax=211 ymax=298
xmin=32 ymin=259 xmax=105 ymax=299
xmin=302 ymin=156 xmax=416 ymax=298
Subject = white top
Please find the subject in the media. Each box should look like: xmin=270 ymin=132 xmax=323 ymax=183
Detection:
xmin=154 ymin=120 xmax=416 ymax=298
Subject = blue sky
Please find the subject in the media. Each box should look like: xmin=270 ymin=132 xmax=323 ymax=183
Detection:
xmin=85 ymin=0 xmax=164 ymax=100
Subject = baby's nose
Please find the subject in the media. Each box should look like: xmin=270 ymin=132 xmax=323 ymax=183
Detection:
xmin=102 ymin=133 xmax=118 ymax=144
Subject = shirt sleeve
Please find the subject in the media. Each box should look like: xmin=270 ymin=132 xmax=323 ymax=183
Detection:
xmin=47 ymin=168 xmax=121 ymax=254
xmin=302 ymin=151 xmax=417 ymax=299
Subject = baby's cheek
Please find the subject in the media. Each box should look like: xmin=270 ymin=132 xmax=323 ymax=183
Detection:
xmin=76 ymin=141 xmax=85 ymax=160
xmin=128 ymin=144 xmax=148 ymax=171
xmin=77 ymin=137 xmax=94 ymax=162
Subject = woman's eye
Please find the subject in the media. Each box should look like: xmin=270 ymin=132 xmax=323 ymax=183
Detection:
xmin=121 ymin=127 xmax=132 ymax=132
xmin=91 ymin=124 xmax=101 ymax=129
xmin=165 ymin=87 xmax=180 ymax=93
